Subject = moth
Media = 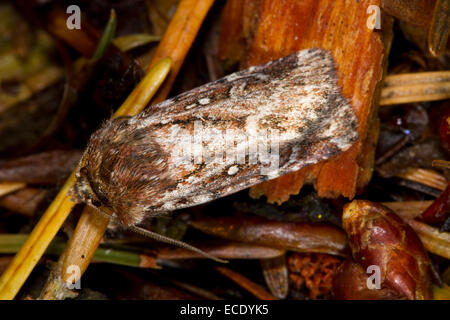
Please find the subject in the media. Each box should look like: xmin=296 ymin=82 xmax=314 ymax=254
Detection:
xmin=72 ymin=48 xmax=358 ymax=228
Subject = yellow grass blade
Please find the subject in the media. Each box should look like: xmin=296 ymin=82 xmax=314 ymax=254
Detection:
xmin=0 ymin=173 xmax=76 ymax=299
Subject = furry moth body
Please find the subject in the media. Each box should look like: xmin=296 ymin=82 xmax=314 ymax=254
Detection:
xmin=73 ymin=48 xmax=358 ymax=226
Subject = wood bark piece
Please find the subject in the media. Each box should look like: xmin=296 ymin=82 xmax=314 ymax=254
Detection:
xmin=219 ymin=0 xmax=393 ymax=202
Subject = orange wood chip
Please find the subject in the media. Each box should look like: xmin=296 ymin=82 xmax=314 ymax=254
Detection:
xmin=219 ymin=0 xmax=393 ymax=202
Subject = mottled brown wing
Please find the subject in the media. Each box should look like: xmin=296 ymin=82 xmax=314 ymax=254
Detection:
xmin=75 ymin=48 xmax=358 ymax=225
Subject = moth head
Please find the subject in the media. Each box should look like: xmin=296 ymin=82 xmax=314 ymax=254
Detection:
xmin=70 ymin=119 xmax=121 ymax=214
xmin=71 ymin=165 xmax=103 ymax=208
xmin=71 ymin=118 xmax=173 ymax=227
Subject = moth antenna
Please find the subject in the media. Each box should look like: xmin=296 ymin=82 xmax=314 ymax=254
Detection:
xmin=91 ymin=205 xmax=227 ymax=263
xmin=127 ymin=224 xmax=228 ymax=264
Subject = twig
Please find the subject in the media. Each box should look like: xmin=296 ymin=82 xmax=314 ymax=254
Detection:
xmin=380 ymin=71 xmax=450 ymax=105
xmin=432 ymin=160 xmax=450 ymax=170
xmin=155 ymin=241 xmax=285 ymax=260
xmin=397 ymin=168 xmax=447 ymax=191
xmin=0 ymin=183 xmax=75 ymax=299
xmin=215 ymin=266 xmax=277 ymax=300
xmin=428 ymin=0 xmax=450 ymax=57
xmin=191 ymin=216 xmax=348 ymax=256
xmin=382 ymin=200 xmax=433 ymax=219
xmin=407 ymin=219 xmax=450 ymax=259
xmin=0 ymin=234 xmax=158 ymax=269
xmin=0 ymin=182 xmax=26 ymax=198
xmin=375 ymin=134 xmax=411 ymax=165
xmin=145 ymin=0 xmax=215 ymax=104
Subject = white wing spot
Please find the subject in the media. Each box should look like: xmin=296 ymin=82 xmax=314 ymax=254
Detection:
xmin=227 ymin=165 xmax=239 ymax=175
xmin=185 ymin=103 xmax=197 ymax=110
xmin=199 ymin=98 xmax=210 ymax=105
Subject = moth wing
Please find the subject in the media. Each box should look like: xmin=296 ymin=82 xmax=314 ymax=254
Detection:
xmin=132 ymin=48 xmax=358 ymax=213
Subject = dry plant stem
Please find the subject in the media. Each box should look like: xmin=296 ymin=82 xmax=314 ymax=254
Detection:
xmin=0 ymin=234 xmax=159 ymax=269
xmin=380 ymin=71 xmax=450 ymax=105
xmin=0 ymin=174 xmax=76 ymax=300
xmin=382 ymin=201 xmax=433 ymax=220
xmin=146 ymin=0 xmax=215 ymax=104
xmin=26 ymin=67 xmax=64 ymax=93
xmin=156 ymin=242 xmax=285 ymax=260
xmin=191 ymin=217 xmax=348 ymax=256
xmin=383 ymin=200 xmax=450 ymax=259
xmin=397 ymin=168 xmax=447 ymax=191
xmin=61 ymin=206 xmax=110 ymax=283
xmin=375 ymin=134 xmax=410 ymax=165
xmin=260 ymin=255 xmax=289 ymax=299
xmin=39 ymin=251 xmax=77 ymax=300
xmin=0 ymin=10 xmax=154 ymax=300
xmin=0 ymin=182 xmax=26 ymax=198
xmin=61 ymin=58 xmax=172 ymax=284
xmin=407 ymin=219 xmax=450 ymax=259
xmin=428 ymin=0 xmax=450 ymax=57
xmin=215 ymin=266 xmax=277 ymax=300
xmin=432 ymin=160 xmax=450 ymax=169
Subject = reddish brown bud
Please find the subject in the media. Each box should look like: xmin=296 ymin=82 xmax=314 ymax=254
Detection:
xmin=333 ymin=259 xmax=402 ymax=300
xmin=419 ymin=182 xmax=450 ymax=226
xmin=441 ymin=115 xmax=450 ymax=152
xmin=342 ymin=200 xmax=433 ymax=299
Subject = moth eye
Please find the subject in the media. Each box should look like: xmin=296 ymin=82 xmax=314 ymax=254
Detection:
xmin=91 ymin=199 xmax=102 ymax=207
xmin=80 ymin=166 xmax=89 ymax=177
